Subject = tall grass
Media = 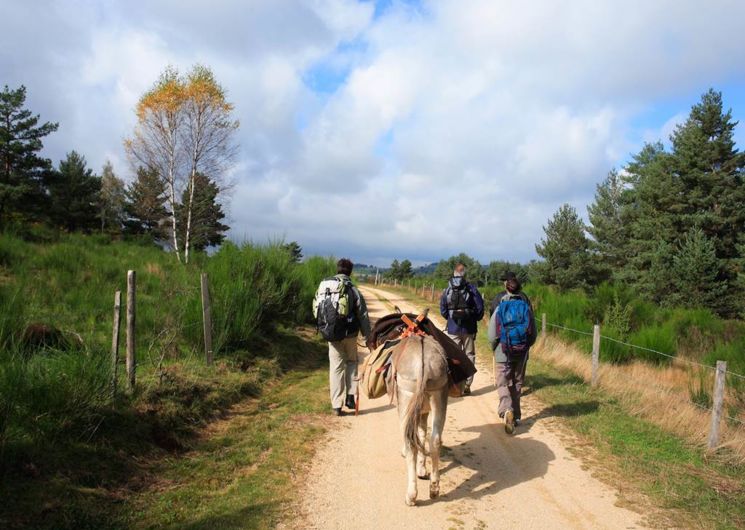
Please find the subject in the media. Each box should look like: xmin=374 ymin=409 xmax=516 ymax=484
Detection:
xmin=0 ymin=233 xmax=335 ymax=467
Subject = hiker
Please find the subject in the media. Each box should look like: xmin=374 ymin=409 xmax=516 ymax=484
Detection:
xmin=439 ymin=263 xmax=484 ymax=395
xmin=313 ymin=258 xmax=371 ymax=416
xmin=488 ymin=271 xmax=536 ymax=434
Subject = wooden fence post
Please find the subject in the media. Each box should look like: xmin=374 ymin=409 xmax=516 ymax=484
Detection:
xmin=430 ymin=284 xmax=435 ymax=301
xmin=110 ymin=290 xmax=122 ymax=398
xmin=126 ymin=270 xmax=136 ymax=393
xmin=708 ymin=360 xmax=727 ymax=450
xmin=201 ymin=273 xmax=213 ymax=366
xmin=541 ymin=313 xmax=547 ymax=338
xmin=591 ymin=324 xmax=600 ymax=387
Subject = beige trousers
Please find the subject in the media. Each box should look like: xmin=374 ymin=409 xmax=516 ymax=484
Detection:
xmin=447 ymin=333 xmax=476 ymax=387
xmin=328 ymin=336 xmax=359 ymax=409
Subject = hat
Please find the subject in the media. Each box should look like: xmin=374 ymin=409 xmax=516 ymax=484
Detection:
xmin=500 ymin=271 xmax=517 ymax=282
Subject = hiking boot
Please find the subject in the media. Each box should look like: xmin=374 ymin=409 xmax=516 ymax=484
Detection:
xmin=463 ymin=386 xmax=471 ymax=395
xmin=345 ymin=395 xmax=356 ymax=410
xmin=504 ymin=410 xmax=515 ymax=434
xmin=334 ymin=408 xmax=344 ymax=417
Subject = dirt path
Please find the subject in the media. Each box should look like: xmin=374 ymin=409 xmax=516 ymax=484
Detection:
xmin=295 ymin=286 xmax=646 ymax=530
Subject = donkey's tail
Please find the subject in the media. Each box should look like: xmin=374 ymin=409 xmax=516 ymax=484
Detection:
xmin=402 ymin=335 xmax=427 ymax=454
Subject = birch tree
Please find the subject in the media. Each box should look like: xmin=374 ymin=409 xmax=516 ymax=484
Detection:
xmin=124 ymin=67 xmax=186 ymax=261
xmin=181 ymin=65 xmax=238 ymax=263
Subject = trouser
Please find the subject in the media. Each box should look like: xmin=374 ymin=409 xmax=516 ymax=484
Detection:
xmin=328 ymin=336 xmax=359 ymax=409
xmin=447 ymin=333 xmax=476 ymax=387
xmin=496 ymin=352 xmax=529 ymax=420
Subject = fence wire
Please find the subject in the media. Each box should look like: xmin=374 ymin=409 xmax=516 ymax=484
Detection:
xmin=541 ymin=317 xmax=745 ymax=380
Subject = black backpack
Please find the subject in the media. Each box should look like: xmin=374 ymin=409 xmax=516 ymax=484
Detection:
xmin=445 ymin=277 xmax=473 ymax=322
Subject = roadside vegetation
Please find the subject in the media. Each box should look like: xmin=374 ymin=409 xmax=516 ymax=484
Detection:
xmin=0 ymin=233 xmax=335 ymax=529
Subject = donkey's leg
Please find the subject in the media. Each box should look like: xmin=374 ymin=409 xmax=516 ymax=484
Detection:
xmin=417 ymin=411 xmax=429 ymax=479
xmin=429 ymin=390 xmax=448 ymax=499
xmin=398 ymin=389 xmax=418 ymax=506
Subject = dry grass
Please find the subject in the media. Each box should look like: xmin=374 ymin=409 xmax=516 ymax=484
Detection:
xmin=534 ymin=334 xmax=745 ymax=460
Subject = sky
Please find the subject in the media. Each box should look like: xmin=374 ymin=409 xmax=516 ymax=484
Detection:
xmin=2 ymin=0 xmax=745 ymax=266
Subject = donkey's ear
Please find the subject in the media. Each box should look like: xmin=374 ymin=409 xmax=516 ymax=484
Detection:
xmin=422 ymin=308 xmax=430 ymax=319
xmin=394 ymin=305 xmax=402 ymax=314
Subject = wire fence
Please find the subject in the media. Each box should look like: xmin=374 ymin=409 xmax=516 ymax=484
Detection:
xmin=542 ymin=318 xmax=745 ymax=380
xmin=540 ymin=315 xmax=745 ymax=431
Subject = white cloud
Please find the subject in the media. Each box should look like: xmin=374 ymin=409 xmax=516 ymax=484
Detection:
xmin=2 ymin=0 xmax=744 ymax=264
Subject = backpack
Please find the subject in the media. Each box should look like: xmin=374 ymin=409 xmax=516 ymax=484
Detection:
xmin=445 ymin=277 xmax=473 ymax=321
xmin=497 ymin=294 xmax=532 ymax=354
xmin=313 ymin=276 xmax=354 ymax=342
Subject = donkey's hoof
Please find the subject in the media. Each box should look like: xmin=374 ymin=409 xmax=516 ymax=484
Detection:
xmin=405 ymin=493 xmax=417 ymax=506
xmin=417 ymin=472 xmax=430 ymax=480
xmin=429 ymin=484 xmax=440 ymax=499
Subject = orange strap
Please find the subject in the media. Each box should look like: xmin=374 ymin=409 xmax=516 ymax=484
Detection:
xmin=400 ymin=313 xmax=427 ymax=338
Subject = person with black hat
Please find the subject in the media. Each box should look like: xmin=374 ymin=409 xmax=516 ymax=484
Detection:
xmin=487 ymin=272 xmax=536 ymax=433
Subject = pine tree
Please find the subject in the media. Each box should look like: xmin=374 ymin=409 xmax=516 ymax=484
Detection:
xmin=667 ymin=228 xmax=727 ymax=311
xmin=620 ymin=142 xmax=679 ymax=295
xmin=175 ymin=173 xmax=228 ymax=252
xmin=283 ymin=241 xmax=303 ymax=263
xmin=587 ymin=169 xmax=629 ymax=279
xmin=47 ymin=151 xmax=101 ymax=232
xmin=389 ymin=259 xmax=401 ymax=280
xmin=399 ymin=259 xmax=413 ymax=279
xmin=621 ymin=90 xmax=745 ymax=314
xmin=535 ymin=204 xmax=597 ymax=290
xmin=125 ymin=166 xmax=168 ymax=238
xmin=98 ymin=161 xmax=127 ymax=234
xmin=0 ymin=85 xmax=58 ymax=227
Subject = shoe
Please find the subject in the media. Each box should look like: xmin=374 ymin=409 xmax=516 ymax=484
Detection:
xmin=504 ymin=410 xmax=515 ymax=434
xmin=345 ymin=395 xmax=356 ymax=409
xmin=463 ymin=386 xmax=471 ymax=395
xmin=334 ymin=408 xmax=344 ymax=417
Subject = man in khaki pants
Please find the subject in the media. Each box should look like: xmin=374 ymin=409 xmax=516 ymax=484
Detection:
xmin=314 ymin=258 xmax=371 ymax=416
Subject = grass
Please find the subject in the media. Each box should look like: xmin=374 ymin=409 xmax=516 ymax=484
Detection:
xmin=526 ymin=353 xmax=745 ymax=529
xmin=0 ymin=327 xmax=330 ymax=530
xmin=124 ymin=329 xmax=330 ymax=530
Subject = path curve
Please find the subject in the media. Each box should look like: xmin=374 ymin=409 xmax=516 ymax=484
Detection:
xmin=294 ymin=286 xmax=646 ymax=530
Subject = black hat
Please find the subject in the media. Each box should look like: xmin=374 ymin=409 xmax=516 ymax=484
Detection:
xmin=500 ymin=271 xmax=517 ymax=281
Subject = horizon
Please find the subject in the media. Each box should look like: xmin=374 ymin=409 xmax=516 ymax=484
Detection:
xmin=3 ymin=0 xmax=745 ymax=267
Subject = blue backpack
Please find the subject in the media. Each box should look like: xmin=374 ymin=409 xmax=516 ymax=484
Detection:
xmin=497 ymin=295 xmax=532 ymax=354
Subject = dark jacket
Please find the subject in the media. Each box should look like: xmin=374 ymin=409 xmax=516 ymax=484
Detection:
xmin=488 ymin=290 xmax=536 ymax=361
xmin=439 ymin=277 xmax=484 ymax=335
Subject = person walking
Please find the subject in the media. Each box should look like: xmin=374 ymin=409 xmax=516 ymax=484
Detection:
xmin=488 ymin=272 xmax=536 ymax=433
xmin=313 ymin=258 xmax=371 ymax=416
xmin=440 ymin=263 xmax=484 ymax=395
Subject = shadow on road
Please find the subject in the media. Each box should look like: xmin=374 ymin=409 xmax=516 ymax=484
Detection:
xmin=416 ymin=422 xmax=555 ymax=505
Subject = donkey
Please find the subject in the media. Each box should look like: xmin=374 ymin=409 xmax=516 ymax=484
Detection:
xmin=395 ymin=334 xmax=450 ymax=505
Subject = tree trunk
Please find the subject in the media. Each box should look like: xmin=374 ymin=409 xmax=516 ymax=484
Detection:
xmin=184 ymin=167 xmax=196 ymax=265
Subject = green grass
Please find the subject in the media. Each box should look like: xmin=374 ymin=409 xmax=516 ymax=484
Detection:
xmin=125 ymin=343 xmax=329 ymax=529
xmin=0 ymin=327 xmax=330 ymax=530
xmin=526 ymin=356 xmax=745 ymax=529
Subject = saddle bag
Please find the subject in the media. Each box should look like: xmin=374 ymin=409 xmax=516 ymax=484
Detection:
xmin=361 ymin=341 xmax=398 ymax=399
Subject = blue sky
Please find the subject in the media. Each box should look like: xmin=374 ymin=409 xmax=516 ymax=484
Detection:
xmin=2 ymin=0 xmax=744 ymax=266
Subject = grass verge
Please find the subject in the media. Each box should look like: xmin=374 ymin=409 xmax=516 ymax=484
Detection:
xmin=0 ymin=327 xmax=330 ymax=530
xmin=525 ymin=352 xmax=745 ymax=529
